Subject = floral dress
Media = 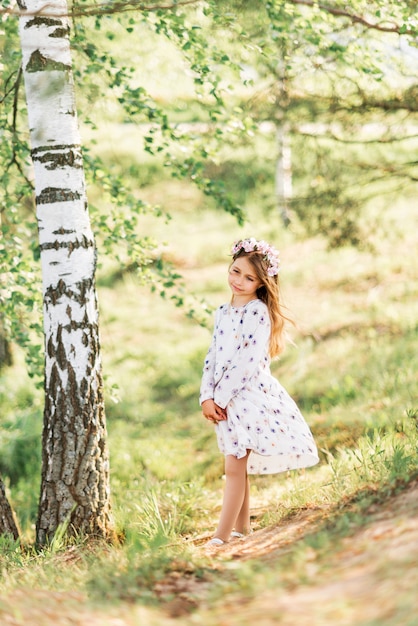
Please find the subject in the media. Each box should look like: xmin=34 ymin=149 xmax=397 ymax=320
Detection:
xmin=200 ymin=299 xmax=319 ymax=474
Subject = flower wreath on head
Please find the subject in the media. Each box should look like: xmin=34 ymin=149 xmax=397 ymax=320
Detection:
xmin=231 ymin=237 xmax=280 ymax=276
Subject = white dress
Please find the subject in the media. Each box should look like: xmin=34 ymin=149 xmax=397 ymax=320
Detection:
xmin=200 ymin=299 xmax=319 ymax=474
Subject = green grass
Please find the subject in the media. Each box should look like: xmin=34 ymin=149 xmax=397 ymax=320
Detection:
xmin=0 ymin=420 xmax=416 ymax=613
xmin=1 ymin=94 xmax=418 ymax=620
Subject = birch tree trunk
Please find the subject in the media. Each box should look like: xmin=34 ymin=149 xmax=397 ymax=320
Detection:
xmin=0 ymin=477 xmax=20 ymax=541
xmin=18 ymin=0 xmax=112 ymax=545
xmin=275 ymin=56 xmax=292 ymax=228
xmin=275 ymin=120 xmax=292 ymax=227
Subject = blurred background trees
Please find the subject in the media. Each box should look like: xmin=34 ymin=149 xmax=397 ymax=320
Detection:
xmin=207 ymin=0 xmax=418 ymax=245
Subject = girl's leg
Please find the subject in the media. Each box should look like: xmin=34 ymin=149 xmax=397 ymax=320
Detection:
xmin=234 ymin=473 xmax=251 ymax=535
xmin=213 ymin=452 xmax=250 ymax=542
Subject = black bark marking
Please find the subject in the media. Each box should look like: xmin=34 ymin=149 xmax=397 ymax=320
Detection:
xmin=45 ymin=279 xmax=66 ymax=306
xmin=55 ymin=326 xmax=67 ymax=370
xmin=25 ymin=17 xmax=62 ymax=29
xmin=44 ymin=277 xmax=95 ymax=308
xmin=67 ymin=363 xmax=80 ymax=416
xmin=26 ymin=50 xmax=71 ymax=73
xmin=40 ymin=237 xmax=94 ymax=255
xmin=50 ymin=26 xmax=70 ymax=38
xmin=32 ymin=144 xmax=81 ymax=156
xmin=36 ymin=187 xmax=81 ymax=205
xmin=32 ymin=147 xmax=83 ymax=171
xmin=53 ymin=228 xmax=76 ymax=236
xmin=22 ymin=15 xmax=69 ymax=40
xmin=47 ymin=335 xmax=55 ymax=359
xmin=79 ymin=377 xmax=88 ymax=399
xmin=78 ymin=276 xmax=94 ymax=303
xmin=51 ymin=322 xmax=99 ymax=384
xmin=49 ymin=363 xmax=60 ymax=388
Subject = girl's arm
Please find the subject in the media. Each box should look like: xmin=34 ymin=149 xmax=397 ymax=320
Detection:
xmin=214 ymin=301 xmax=271 ymax=409
xmin=199 ymin=311 xmax=218 ymax=405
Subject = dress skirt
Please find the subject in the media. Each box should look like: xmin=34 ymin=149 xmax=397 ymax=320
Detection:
xmin=200 ymin=299 xmax=319 ymax=475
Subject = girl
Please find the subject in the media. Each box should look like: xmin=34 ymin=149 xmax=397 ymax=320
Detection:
xmin=200 ymin=237 xmax=319 ymax=547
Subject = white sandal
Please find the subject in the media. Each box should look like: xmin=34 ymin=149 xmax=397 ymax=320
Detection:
xmin=231 ymin=529 xmax=253 ymax=538
xmin=205 ymin=537 xmax=225 ymax=548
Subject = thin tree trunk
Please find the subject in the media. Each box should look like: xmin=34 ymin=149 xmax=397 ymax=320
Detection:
xmin=18 ymin=0 xmax=112 ymax=545
xmin=0 ymin=477 xmax=20 ymax=541
xmin=275 ymin=54 xmax=292 ymax=228
xmin=275 ymin=121 xmax=292 ymax=227
xmin=0 ymin=332 xmax=13 ymax=370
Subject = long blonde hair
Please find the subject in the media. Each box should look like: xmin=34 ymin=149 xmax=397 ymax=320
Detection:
xmin=232 ymin=249 xmax=291 ymax=357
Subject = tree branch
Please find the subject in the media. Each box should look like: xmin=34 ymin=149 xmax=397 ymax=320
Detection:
xmin=0 ymin=70 xmax=20 ymax=104
xmin=297 ymin=129 xmax=418 ymax=145
xmin=12 ymin=65 xmax=22 ymax=131
xmin=6 ymin=65 xmax=35 ymax=190
xmin=1 ymin=0 xmax=199 ymax=19
xmin=289 ymin=0 xmax=418 ymax=36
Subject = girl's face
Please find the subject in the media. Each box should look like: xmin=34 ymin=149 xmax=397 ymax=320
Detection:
xmin=228 ymin=256 xmax=262 ymax=304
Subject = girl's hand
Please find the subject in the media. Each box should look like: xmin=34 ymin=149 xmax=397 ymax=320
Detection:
xmin=201 ymin=399 xmax=227 ymax=424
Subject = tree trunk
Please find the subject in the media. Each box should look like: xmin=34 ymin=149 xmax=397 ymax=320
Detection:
xmin=18 ymin=0 xmax=112 ymax=545
xmin=275 ymin=120 xmax=292 ymax=227
xmin=0 ymin=477 xmax=20 ymax=541
xmin=0 ymin=332 xmax=12 ymax=370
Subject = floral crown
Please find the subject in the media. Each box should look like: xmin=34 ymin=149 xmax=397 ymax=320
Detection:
xmin=231 ymin=237 xmax=280 ymax=276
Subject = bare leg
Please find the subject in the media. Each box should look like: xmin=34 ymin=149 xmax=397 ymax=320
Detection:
xmin=234 ymin=473 xmax=251 ymax=534
xmin=213 ymin=452 xmax=250 ymax=542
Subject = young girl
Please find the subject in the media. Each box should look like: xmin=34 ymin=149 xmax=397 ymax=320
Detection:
xmin=200 ymin=237 xmax=319 ymax=547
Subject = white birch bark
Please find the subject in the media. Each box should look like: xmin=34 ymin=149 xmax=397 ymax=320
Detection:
xmin=275 ymin=55 xmax=292 ymax=228
xmin=275 ymin=121 xmax=292 ymax=227
xmin=18 ymin=0 xmax=112 ymax=545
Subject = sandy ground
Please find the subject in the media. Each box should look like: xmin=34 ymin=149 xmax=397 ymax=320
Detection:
xmin=1 ymin=480 xmax=417 ymax=626
xmin=198 ymin=480 xmax=418 ymax=626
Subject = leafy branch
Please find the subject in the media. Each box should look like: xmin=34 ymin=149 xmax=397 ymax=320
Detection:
xmin=1 ymin=0 xmax=200 ymax=18
xmin=288 ymin=0 xmax=418 ymax=36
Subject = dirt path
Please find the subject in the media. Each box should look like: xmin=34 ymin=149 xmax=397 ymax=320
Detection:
xmin=197 ymin=480 xmax=418 ymax=625
xmin=1 ymin=481 xmax=417 ymax=625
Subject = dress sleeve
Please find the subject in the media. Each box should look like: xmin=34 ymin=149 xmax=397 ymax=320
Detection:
xmin=213 ymin=301 xmax=270 ymax=409
xmin=199 ymin=310 xmax=218 ymax=405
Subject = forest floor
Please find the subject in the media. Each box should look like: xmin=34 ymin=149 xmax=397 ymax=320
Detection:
xmin=1 ymin=480 xmax=417 ymax=626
